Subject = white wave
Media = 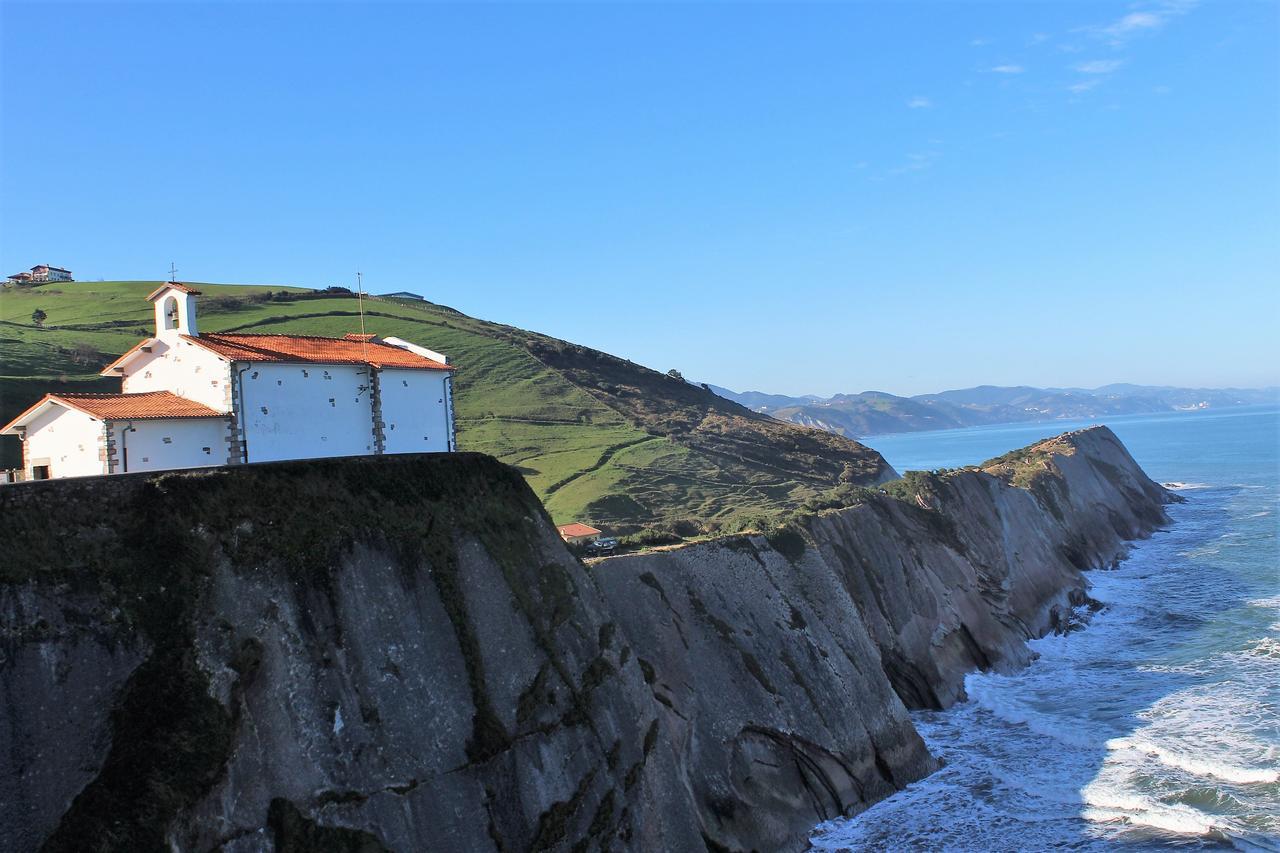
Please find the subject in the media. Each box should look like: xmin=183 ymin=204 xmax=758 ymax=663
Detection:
xmin=1247 ymin=595 xmax=1280 ymax=610
xmin=1163 ymin=481 xmax=1212 ymax=490
xmin=1081 ymin=783 xmax=1223 ymax=836
xmin=1243 ymin=636 xmax=1280 ymax=661
xmin=1107 ymin=736 xmax=1280 ymax=785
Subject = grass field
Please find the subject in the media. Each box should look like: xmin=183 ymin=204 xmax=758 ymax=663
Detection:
xmin=0 ymin=281 xmax=894 ymax=532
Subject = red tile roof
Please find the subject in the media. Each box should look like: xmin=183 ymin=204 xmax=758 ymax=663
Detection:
xmin=185 ymin=333 xmax=453 ymax=370
xmin=2 ymin=391 xmax=225 ymax=432
xmin=147 ymin=282 xmax=202 ymax=301
xmin=557 ymin=523 xmax=602 ymax=539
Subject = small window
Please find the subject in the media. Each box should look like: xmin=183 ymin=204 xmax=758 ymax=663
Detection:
xmin=162 ymin=437 xmax=173 ymax=444
xmin=31 ymin=465 xmax=50 ymax=480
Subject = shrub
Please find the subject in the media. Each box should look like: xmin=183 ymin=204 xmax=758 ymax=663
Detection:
xmin=206 ymin=295 xmax=247 ymax=312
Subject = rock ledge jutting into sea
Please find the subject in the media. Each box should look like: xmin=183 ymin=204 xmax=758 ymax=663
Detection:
xmin=0 ymin=426 xmax=1175 ymax=852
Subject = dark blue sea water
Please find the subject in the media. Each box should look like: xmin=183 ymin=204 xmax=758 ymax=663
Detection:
xmin=812 ymin=406 xmax=1280 ymax=851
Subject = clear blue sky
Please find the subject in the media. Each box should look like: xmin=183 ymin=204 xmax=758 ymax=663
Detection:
xmin=2 ymin=1 xmax=1276 ymax=396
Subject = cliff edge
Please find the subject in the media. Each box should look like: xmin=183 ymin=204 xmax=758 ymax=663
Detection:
xmin=0 ymin=426 xmax=1175 ymax=852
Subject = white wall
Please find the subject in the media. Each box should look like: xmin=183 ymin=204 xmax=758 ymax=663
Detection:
xmin=24 ymin=406 xmax=105 ymax=479
xmin=379 ymin=369 xmax=452 ymax=454
xmin=113 ymin=419 xmax=229 ymax=473
xmin=240 ymin=363 xmax=375 ymax=463
xmin=121 ymin=338 xmax=231 ymax=412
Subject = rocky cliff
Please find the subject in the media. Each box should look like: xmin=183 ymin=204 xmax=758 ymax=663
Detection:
xmin=0 ymin=426 xmax=1174 ymax=852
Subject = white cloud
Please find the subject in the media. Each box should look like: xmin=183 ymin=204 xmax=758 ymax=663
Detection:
xmin=1075 ymin=59 xmax=1124 ymax=74
xmin=1068 ymin=79 xmax=1102 ymax=94
xmin=907 ymin=96 xmax=933 ymax=109
xmin=970 ymin=37 xmax=991 ymax=47
xmin=990 ymin=64 xmax=1025 ymax=74
xmin=1093 ymin=1 xmax=1198 ymax=45
xmin=1104 ymin=12 xmax=1164 ymax=38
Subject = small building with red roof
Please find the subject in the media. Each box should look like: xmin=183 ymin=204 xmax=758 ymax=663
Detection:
xmin=556 ymin=523 xmax=603 ymax=545
xmin=2 ymin=283 xmax=456 ymax=480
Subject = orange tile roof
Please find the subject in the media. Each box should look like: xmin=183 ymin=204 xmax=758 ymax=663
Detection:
xmin=557 ymin=523 xmax=602 ymax=539
xmin=3 ymin=391 xmax=225 ymax=432
xmin=185 ymin=333 xmax=453 ymax=370
xmin=147 ymin=282 xmax=202 ymax=301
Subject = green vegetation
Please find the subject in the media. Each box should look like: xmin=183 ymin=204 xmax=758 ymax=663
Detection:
xmin=0 ymin=281 xmax=893 ymax=533
xmin=980 ymin=435 xmax=1076 ymax=489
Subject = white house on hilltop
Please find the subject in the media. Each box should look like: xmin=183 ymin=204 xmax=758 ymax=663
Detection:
xmin=7 ymin=264 xmax=73 ymax=284
xmin=2 ymin=283 xmax=456 ymax=480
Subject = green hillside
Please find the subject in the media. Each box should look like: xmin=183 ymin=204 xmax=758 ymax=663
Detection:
xmin=0 ymin=281 xmax=894 ymax=534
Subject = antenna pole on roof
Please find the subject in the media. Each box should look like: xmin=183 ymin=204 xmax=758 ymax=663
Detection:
xmin=169 ymin=262 xmax=178 ymax=283
xmin=356 ymin=269 xmax=369 ymax=363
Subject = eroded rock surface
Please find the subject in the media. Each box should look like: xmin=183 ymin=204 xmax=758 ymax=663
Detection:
xmin=0 ymin=427 xmax=1173 ymax=852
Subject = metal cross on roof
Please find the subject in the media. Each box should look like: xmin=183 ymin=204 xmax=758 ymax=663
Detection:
xmin=169 ymin=262 xmax=178 ymax=283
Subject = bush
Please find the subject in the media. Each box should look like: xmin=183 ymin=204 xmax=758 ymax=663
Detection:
xmin=69 ymin=343 xmax=103 ymax=365
xmin=206 ymin=295 xmax=247 ymax=312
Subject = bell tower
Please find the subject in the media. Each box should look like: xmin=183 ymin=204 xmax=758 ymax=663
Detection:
xmin=147 ymin=282 xmax=201 ymax=339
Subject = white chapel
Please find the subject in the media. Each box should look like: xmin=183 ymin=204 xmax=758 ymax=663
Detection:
xmin=2 ymin=284 xmax=456 ymax=479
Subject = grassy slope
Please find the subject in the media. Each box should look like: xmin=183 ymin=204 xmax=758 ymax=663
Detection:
xmin=0 ymin=281 xmax=893 ymax=532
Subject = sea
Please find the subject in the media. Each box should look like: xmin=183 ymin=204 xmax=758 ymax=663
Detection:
xmin=810 ymin=405 xmax=1280 ymax=852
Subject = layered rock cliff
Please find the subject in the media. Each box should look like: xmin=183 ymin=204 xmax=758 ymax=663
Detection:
xmin=0 ymin=426 xmax=1174 ymax=852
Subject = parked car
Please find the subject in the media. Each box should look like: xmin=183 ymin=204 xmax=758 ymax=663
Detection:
xmin=588 ymin=537 xmax=619 ymax=554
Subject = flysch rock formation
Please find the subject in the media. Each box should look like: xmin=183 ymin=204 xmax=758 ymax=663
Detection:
xmin=0 ymin=426 xmax=1175 ymax=852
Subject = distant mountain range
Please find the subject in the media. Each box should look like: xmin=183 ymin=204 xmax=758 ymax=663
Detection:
xmin=707 ymin=383 xmax=1279 ymax=438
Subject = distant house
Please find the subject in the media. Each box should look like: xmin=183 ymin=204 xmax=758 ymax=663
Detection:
xmin=8 ymin=265 xmax=73 ymax=283
xmin=382 ymin=291 xmax=425 ymax=301
xmin=557 ymin=523 xmax=602 ymax=545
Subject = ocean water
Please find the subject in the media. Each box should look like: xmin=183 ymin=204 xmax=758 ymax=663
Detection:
xmin=812 ymin=405 xmax=1280 ymax=851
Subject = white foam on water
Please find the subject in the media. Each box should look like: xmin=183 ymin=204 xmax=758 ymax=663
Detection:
xmin=1107 ymin=736 xmax=1279 ymax=785
xmin=1080 ymin=786 xmax=1221 ymax=837
xmin=814 ymin=412 xmax=1280 ymax=850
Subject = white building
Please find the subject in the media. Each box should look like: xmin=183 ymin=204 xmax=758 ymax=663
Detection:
xmin=7 ymin=264 xmax=74 ymax=283
xmin=2 ymin=283 xmax=456 ymax=480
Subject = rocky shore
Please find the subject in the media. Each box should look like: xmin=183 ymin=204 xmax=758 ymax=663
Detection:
xmin=0 ymin=426 xmax=1174 ymax=851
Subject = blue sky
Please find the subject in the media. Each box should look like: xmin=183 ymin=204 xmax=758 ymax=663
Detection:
xmin=2 ymin=1 xmax=1276 ymax=397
